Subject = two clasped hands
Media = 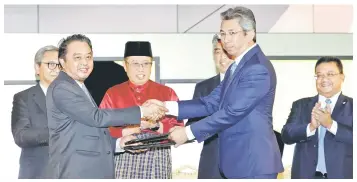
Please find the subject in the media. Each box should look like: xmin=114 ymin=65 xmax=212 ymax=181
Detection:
xmin=120 ymin=99 xmax=189 ymax=152
xmin=309 ymin=102 xmax=333 ymax=132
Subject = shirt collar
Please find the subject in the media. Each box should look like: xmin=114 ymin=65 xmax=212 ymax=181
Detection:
xmin=318 ymin=91 xmax=341 ymax=106
xmin=128 ymin=80 xmax=150 ymax=93
xmin=75 ymin=80 xmax=84 ymax=88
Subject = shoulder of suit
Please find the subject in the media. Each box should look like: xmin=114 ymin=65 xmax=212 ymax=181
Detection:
xmin=14 ymin=85 xmax=38 ymax=98
xmin=293 ymin=96 xmax=316 ymax=104
xmin=196 ymin=75 xmax=218 ymax=88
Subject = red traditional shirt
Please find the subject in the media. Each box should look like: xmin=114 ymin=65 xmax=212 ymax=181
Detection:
xmin=99 ymin=80 xmax=183 ymax=138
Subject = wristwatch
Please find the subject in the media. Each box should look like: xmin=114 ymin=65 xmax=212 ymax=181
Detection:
xmin=150 ymin=123 xmax=160 ymax=131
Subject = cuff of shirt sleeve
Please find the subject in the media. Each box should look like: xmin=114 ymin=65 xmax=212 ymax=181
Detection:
xmin=165 ymin=101 xmax=178 ymax=116
xmin=185 ymin=125 xmax=195 ymax=140
xmin=139 ymin=106 xmax=143 ymax=118
xmin=327 ymin=120 xmax=338 ymax=135
xmin=306 ymin=123 xmax=316 ymax=137
xmin=115 ymin=138 xmax=125 ymax=153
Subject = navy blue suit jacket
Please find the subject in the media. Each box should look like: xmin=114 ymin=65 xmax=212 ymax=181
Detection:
xmin=177 ymin=45 xmax=284 ymax=178
xmin=281 ymin=94 xmax=353 ymax=179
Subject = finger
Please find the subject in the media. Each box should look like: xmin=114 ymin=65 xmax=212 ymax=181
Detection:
xmin=148 ymin=99 xmax=163 ymax=106
xmin=312 ymin=110 xmax=319 ymax=117
xmin=168 ymin=134 xmax=173 ymax=140
xmin=326 ymin=104 xmax=332 ymax=113
xmin=169 ymin=127 xmax=175 ymax=133
xmin=159 ymin=106 xmax=168 ymax=112
xmin=313 ymin=103 xmax=320 ymax=109
xmin=313 ymin=109 xmax=324 ymax=115
xmin=312 ymin=107 xmax=321 ymax=113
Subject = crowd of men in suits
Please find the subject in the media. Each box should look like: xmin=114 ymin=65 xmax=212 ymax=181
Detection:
xmin=11 ymin=6 xmax=352 ymax=179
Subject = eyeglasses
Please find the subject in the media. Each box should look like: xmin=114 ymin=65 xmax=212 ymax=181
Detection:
xmin=314 ymin=73 xmax=340 ymax=80
xmin=127 ymin=62 xmax=152 ymax=69
xmin=42 ymin=62 xmax=62 ymax=70
xmin=218 ymin=30 xmax=244 ymax=39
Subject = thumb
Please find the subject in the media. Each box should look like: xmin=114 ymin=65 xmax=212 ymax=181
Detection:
xmin=169 ymin=126 xmax=178 ymax=132
xmin=326 ymin=104 xmax=332 ymax=113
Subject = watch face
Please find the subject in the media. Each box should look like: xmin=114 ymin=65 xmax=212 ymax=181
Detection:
xmin=150 ymin=126 xmax=160 ymax=131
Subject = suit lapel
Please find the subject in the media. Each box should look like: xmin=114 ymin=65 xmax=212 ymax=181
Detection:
xmin=221 ymin=45 xmax=261 ymax=102
xmin=59 ymin=71 xmax=98 ymax=107
xmin=32 ymin=84 xmax=46 ymax=112
xmin=331 ymin=94 xmax=347 ymax=119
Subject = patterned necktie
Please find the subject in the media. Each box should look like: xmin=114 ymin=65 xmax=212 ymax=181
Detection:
xmin=230 ymin=63 xmax=238 ymax=77
xmin=317 ymin=98 xmax=331 ymax=173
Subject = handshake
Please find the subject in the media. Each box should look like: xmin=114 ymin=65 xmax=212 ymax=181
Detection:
xmin=140 ymin=99 xmax=168 ymax=121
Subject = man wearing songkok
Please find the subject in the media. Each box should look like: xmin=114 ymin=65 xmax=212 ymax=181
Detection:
xmin=99 ymin=41 xmax=183 ymax=179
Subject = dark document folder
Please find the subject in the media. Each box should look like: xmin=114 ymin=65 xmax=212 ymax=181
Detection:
xmin=124 ymin=133 xmax=195 ymax=150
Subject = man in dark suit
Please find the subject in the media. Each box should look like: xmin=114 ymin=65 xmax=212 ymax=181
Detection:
xmin=45 ymin=34 xmax=167 ymax=179
xmin=281 ymin=56 xmax=353 ymax=179
xmin=11 ymin=45 xmax=61 ymax=178
xmin=186 ymin=34 xmax=234 ymax=179
xmin=149 ymin=6 xmax=284 ymax=179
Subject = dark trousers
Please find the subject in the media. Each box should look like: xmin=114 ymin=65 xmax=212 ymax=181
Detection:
xmin=220 ymin=171 xmax=278 ymax=179
xmin=314 ymin=171 xmax=328 ymax=179
xmin=243 ymin=173 xmax=278 ymax=179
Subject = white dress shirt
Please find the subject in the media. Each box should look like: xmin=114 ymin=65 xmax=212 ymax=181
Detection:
xmin=166 ymin=43 xmax=258 ymax=140
xmin=39 ymin=82 xmax=47 ymax=96
xmin=220 ymin=73 xmax=225 ymax=82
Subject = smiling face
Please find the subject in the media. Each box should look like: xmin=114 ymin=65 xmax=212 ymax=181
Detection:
xmin=124 ymin=56 xmax=153 ymax=85
xmin=315 ymin=62 xmax=344 ymax=98
xmin=59 ymin=41 xmax=94 ymax=83
xmin=213 ymin=41 xmax=234 ymax=74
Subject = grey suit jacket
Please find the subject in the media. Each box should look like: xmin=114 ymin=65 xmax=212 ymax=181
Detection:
xmin=11 ymin=84 xmax=49 ymax=179
xmin=45 ymin=71 xmax=141 ymax=179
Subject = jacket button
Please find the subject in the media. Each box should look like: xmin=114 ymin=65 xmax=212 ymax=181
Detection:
xmin=314 ymin=145 xmax=316 ymax=148
xmin=107 ymin=151 xmax=111 ymax=154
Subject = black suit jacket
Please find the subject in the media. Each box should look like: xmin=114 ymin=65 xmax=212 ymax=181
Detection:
xmin=281 ymin=94 xmax=353 ymax=179
xmin=186 ymin=74 xmax=222 ymax=179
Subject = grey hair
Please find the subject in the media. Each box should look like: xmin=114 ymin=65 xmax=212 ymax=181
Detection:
xmin=212 ymin=34 xmax=221 ymax=50
xmin=220 ymin=6 xmax=257 ymax=42
xmin=34 ymin=45 xmax=59 ymax=64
